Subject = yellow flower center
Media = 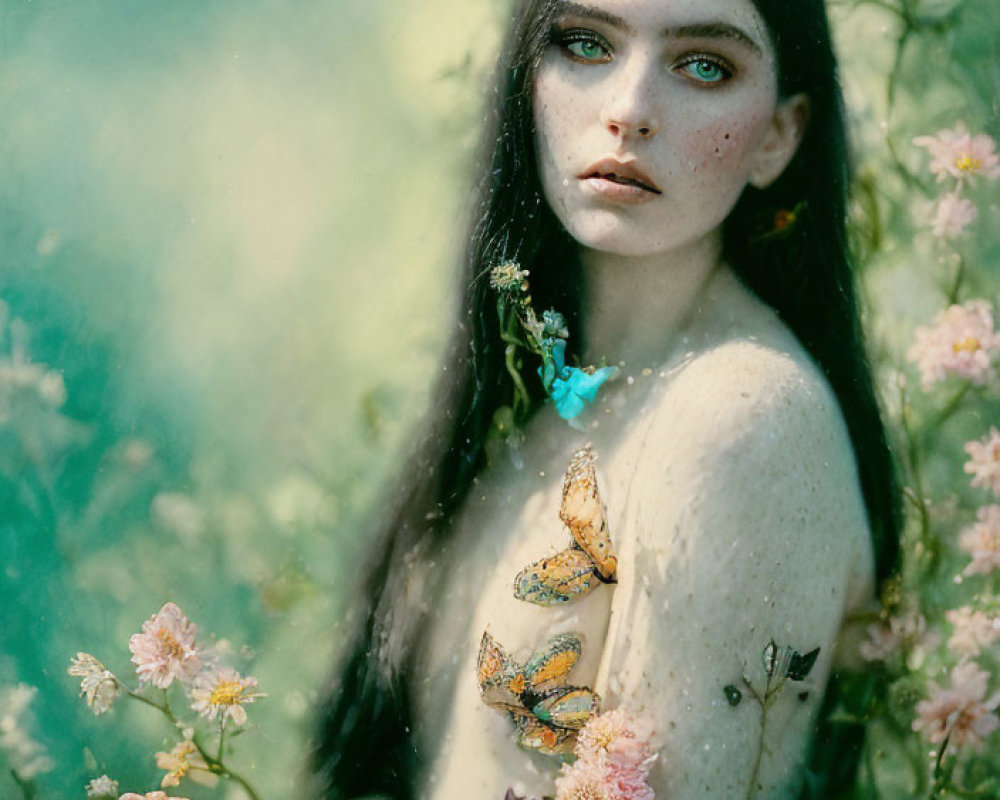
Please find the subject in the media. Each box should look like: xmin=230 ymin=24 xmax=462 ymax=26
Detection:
xmin=956 ymin=154 xmax=982 ymax=173
xmin=592 ymin=729 xmax=616 ymax=751
xmin=157 ymin=630 xmax=185 ymax=659
xmin=209 ymin=680 xmax=244 ymax=706
xmin=953 ymin=337 xmax=981 ymax=353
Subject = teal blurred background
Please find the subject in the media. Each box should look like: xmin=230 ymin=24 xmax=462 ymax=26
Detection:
xmin=0 ymin=1 xmax=997 ymax=798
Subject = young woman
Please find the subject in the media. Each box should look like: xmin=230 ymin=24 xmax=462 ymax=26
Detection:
xmin=315 ymin=1 xmax=900 ymax=798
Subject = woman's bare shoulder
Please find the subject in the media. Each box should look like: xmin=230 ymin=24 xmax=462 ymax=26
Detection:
xmin=647 ymin=335 xmax=846 ymax=458
xmin=624 ymin=334 xmax=874 ymax=597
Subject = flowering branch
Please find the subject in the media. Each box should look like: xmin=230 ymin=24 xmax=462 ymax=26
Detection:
xmin=489 ymin=262 xmax=619 ymax=429
xmin=68 ymin=603 xmax=265 ymax=800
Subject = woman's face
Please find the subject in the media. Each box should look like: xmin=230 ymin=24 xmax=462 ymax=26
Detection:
xmin=533 ymin=0 xmax=804 ymax=259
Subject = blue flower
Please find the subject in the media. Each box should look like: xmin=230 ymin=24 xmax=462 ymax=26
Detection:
xmin=538 ymin=339 xmax=619 ymax=422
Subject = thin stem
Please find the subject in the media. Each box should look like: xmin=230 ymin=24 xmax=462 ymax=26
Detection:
xmin=10 ymin=770 xmax=36 ymax=800
xmin=504 ymin=343 xmax=530 ymax=417
xmin=743 ymin=674 xmax=773 ymax=800
xmin=929 ymin=731 xmax=953 ymax=799
xmin=218 ymin=766 xmax=264 ymax=800
xmin=933 ymin=384 xmax=971 ymax=428
xmin=125 ymin=689 xmax=265 ymax=800
xmin=864 ymin=733 xmax=882 ymax=800
xmin=898 ymin=386 xmax=932 ymax=542
xmin=219 ymin=718 xmax=227 ymax=762
xmin=946 ymin=254 xmax=966 ymax=305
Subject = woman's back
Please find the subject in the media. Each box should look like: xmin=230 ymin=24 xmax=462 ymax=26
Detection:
xmin=412 ymin=267 xmax=875 ymax=800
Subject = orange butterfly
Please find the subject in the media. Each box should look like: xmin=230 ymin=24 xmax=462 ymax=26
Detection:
xmin=476 ymin=630 xmax=600 ymax=755
xmin=514 ymin=445 xmax=617 ymax=605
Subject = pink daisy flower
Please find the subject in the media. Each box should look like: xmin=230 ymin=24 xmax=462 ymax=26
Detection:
xmin=914 ymin=123 xmax=1000 ymax=185
xmin=188 ymin=667 xmax=264 ymax=726
xmin=964 ymin=428 xmax=1000 ymax=495
xmin=959 ymin=505 xmax=1000 ymax=576
xmin=906 ymin=300 xmax=1000 ymax=390
xmin=912 ymin=662 xmax=1000 ymax=752
xmin=128 ymin=603 xmax=202 ymax=688
xmin=945 ymin=607 xmax=1000 ymax=658
xmin=931 ymin=193 xmax=978 ymax=239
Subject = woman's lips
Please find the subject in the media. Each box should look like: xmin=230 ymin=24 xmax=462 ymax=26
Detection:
xmin=578 ymin=159 xmax=662 ymax=204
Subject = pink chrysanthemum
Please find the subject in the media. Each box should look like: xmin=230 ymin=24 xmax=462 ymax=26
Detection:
xmin=931 ymin=193 xmax=978 ymax=239
xmin=964 ymin=428 xmax=1000 ymax=495
xmin=959 ymin=505 xmax=1000 ymax=576
xmin=188 ymin=667 xmax=264 ymax=726
xmin=128 ymin=603 xmax=202 ymax=688
xmin=554 ymin=759 xmax=617 ymax=800
xmin=906 ymin=300 xmax=1000 ymax=390
xmin=946 ymin=607 xmax=1000 ymax=658
xmin=575 ymin=708 xmax=656 ymax=771
xmin=912 ymin=662 xmax=1000 ymax=752
xmin=859 ymin=612 xmax=927 ymax=662
xmin=914 ymin=123 xmax=1000 ymax=185
xmin=605 ymin=764 xmax=655 ymax=800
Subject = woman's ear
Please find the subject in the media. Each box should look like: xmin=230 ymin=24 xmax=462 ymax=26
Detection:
xmin=748 ymin=93 xmax=810 ymax=189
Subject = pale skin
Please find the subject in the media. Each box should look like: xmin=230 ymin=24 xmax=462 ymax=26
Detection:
xmin=411 ymin=1 xmax=875 ymax=798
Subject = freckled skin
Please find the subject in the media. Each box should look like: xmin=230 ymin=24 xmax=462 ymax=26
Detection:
xmin=533 ymin=0 xmax=783 ymax=258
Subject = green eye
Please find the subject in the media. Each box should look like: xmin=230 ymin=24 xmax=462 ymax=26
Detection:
xmin=559 ymin=30 xmax=611 ymax=63
xmin=567 ymin=39 xmax=608 ymax=61
xmin=680 ymin=58 xmax=731 ymax=84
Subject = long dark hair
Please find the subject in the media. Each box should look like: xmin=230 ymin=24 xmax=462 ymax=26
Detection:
xmin=312 ymin=1 xmax=900 ymax=798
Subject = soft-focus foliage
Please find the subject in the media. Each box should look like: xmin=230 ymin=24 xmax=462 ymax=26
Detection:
xmin=0 ymin=0 xmax=998 ymax=797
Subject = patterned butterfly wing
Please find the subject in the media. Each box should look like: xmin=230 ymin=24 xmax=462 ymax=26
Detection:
xmin=559 ymin=445 xmax=617 ymax=581
xmin=477 ymin=631 xmax=525 ymax=709
xmin=514 ymin=714 xmax=577 ymax=756
xmin=531 ymin=687 xmax=600 ymax=730
xmin=523 ymin=632 xmax=582 ymax=694
xmin=513 ymin=548 xmax=601 ymax=606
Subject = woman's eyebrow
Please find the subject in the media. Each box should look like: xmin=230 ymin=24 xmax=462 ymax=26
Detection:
xmin=664 ymin=22 xmax=763 ymax=56
xmin=553 ymin=4 xmax=764 ymax=58
xmin=553 ymin=2 xmax=632 ymax=33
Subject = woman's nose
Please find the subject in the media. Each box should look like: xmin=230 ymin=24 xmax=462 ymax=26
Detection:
xmin=600 ymin=55 xmax=661 ymax=140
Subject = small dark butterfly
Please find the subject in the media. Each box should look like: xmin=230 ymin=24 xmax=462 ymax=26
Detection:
xmin=762 ymin=639 xmax=820 ymax=682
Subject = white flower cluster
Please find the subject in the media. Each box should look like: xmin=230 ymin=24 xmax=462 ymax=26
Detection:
xmin=0 ymin=300 xmax=67 ymax=424
xmin=0 ymin=683 xmax=54 ymax=782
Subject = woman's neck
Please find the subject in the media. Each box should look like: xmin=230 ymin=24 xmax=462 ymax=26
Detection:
xmin=580 ymin=232 xmax=724 ymax=369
